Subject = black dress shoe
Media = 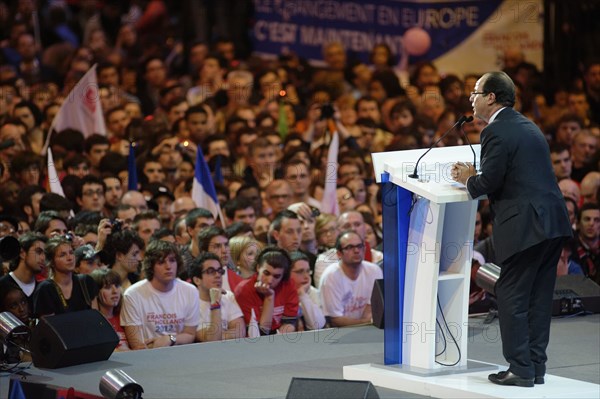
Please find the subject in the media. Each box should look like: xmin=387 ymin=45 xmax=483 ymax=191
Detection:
xmin=488 ymin=370 xmax=534 ymax=387
xmin=534 ymin=376 xmax=545 ymax=384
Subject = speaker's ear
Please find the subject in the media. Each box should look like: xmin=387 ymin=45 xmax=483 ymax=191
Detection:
xmin=30 ymin=310 xmax=118 ymax=369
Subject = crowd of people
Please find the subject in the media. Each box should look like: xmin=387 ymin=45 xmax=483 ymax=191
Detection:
xmin=0 ymin=0 xmax=598 ymax=357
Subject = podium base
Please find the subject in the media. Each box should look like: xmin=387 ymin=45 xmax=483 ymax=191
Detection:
xmin=371 ymin=359 xmax=496 ymax=377
xmin=343 ymin=362 xmax=600 ymax=399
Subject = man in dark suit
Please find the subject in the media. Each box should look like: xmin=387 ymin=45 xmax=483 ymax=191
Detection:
xmin=452 ymin=71 xmax=572 ymax=387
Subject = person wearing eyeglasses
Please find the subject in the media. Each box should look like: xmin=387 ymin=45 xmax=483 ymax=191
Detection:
xmin=120 ymin=240 xmax=199 ymax=350
xmin=196 ymin=226 xmax=243 ymax=292
xmin=235 ymin=247 xmax=299 ymax=335
xmin=314 ymin=210 xmax=383 ymax=288
xmin=451 ymin=71 xmax=572 ymax=388
xmin=189 ymin=252 xmax=246 ymax=342
xmin=319 ymin=231 xmax=382 ymax=327
xmin=289 ymin=251 xmax=325 ymax=331
xmin=75 ymin=175 xmax=106 ymax=213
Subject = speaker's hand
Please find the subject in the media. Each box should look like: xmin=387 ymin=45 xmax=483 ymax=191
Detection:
xmin=451 ymin=162 xmax=475 ymax=185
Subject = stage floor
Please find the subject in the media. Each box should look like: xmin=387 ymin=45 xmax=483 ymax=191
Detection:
xmin=2 ymin=314 xmax=599 ymax=399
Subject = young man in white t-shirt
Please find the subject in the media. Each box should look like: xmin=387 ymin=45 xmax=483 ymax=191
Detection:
xmin=189 ymin=252 xmax=246 ymax=342
xmin=319 ymin=230 xmax=383 ymax=327
xmin=121 ymin=240 xmax=200 ymax=349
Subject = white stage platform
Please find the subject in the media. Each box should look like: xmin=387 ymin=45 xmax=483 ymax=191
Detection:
xmin=344 ymin=362 xmax=600 ymax=399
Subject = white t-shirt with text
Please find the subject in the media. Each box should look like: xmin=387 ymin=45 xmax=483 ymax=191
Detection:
xmin=319 ymin=261 xmax=383 ymax=319
xmin=121 ymin=279 xmax=200 ymax=341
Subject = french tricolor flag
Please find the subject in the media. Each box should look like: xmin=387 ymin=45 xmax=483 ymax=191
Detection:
xmin=192 ymin=146 xmax=226 ymax=226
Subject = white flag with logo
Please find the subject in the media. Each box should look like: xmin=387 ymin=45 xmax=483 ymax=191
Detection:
xmin=191 ymin=146 xmax=226 ymax=226
xmin=42 ymin=64 xmax=106 ymax=153
xmin=248 ymin=308 xmax=260 ymax=339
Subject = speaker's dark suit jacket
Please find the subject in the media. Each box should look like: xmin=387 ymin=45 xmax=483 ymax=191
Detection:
xmin=466 ymin=107 xmax=572 ymax=263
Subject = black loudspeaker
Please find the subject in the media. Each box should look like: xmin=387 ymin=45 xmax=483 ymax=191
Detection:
xmin=286 ymin=377 xmax=379 ymax=399
xmin=371 ymin=279 xmax=384 ymax=329
xmin=30 ymin=309 xmax=119 ymax=369
xmin=552 ymin=275 xmax=600 ymax=316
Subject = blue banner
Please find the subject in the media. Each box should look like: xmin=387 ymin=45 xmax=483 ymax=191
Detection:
xmin=251 ymin=0 xmax=504 ymax=64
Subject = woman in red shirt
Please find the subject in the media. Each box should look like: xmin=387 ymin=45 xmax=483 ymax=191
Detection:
xmin=90 ymin=268 xmax=130 ymax=351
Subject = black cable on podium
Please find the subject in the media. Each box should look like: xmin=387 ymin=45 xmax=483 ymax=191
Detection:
xmin=435 ymin=296 xmax=462 ymax=367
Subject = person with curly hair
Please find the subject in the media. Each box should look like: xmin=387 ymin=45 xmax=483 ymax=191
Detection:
xmin=120 ymin=240 xmax=199 ymax=350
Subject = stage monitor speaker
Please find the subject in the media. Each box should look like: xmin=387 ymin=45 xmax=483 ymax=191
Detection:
xmin=552 ymin=275 xmax=600 ymax=316
xmin=30 ymin=309 xmax=118 ymax=369
xmin=371 ymin=279 xmax=384 ymax=329
xmin=286 ymin=377 xmax=379 ymax=399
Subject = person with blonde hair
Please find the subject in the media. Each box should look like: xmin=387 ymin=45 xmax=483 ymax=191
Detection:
xmin=315 ymin=213 xmax=338 ymax=253
xmin=230 ymin=236 xmax=263 ymax=279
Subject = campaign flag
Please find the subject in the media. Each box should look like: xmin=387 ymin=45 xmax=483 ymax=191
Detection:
xmin=320 ymin=131 xmax=340 ymax=216
xmin=192 ymin=146 xmax=226 ymax=226
xmin=47 ymin=148 xmax=66 ymax=197
xmin=248 ymin=308 xmax=260 ymax=339
xmin=42 ymin=64 xmax=106 ymax=154
xmin=127 ymin=141 xmax=138 ymax=191
xmin=8 ymin=380 xmax=26 ymax=399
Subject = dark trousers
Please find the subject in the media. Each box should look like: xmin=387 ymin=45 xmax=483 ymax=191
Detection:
xmin=495 ymin=237 xmax=563 ymax=378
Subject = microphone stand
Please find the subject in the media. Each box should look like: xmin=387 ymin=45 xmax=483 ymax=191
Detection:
xmin=408 ymin=115 xmax=467 ymax=179
xmin=459 ymin=117 xmax=477 ymax=172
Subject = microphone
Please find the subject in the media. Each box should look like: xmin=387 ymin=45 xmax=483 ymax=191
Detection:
xmin=0 ymin=139 xmax=15 ymax=151
xmin=408 ymin=115 xmax=468 ymax=179
xmin=459 ymin=116 xmax=477 ymax=171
